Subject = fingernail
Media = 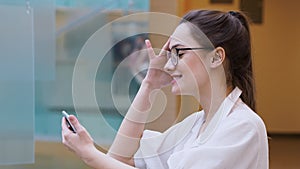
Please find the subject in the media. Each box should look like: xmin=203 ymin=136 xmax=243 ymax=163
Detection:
xmin=145 ymin=39 xmax=151 ymax=47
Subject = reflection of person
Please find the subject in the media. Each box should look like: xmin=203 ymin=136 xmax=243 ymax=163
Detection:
xmin=62 ymin=10 xmax=268 ymax=169
xmin=127 ymin=35 xmax=149 ymax=83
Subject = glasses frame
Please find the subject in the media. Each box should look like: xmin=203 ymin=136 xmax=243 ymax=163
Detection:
xmin=167 ymin=47 xmax=214 ymax=66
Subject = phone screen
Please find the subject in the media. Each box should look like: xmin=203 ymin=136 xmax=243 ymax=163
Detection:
xmin=62 ymin=110 xmax=77 ymax=133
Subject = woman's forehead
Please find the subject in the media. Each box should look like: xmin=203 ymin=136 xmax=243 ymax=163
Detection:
xmin=169 ymin=23 xmax=201 ymax=48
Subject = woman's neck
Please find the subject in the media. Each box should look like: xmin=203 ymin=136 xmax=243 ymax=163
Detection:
xmin=197 ymin=85 xmax=231 ymax=127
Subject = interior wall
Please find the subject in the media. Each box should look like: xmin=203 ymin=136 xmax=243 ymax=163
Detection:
xmin=176 ymin=0 xmax=300 ymax=133
xmin=142 ymin=0 xmax=179 ymax=132
xmin=252 ymin=0 xmax=300 ymax=133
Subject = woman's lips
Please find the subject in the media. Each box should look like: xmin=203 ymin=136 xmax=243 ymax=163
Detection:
xmin=171 ymin=74 xmax=182 ymax=84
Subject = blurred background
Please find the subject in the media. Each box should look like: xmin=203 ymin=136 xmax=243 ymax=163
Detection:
xmin=0 ymin=0 xmax=299 ymax=168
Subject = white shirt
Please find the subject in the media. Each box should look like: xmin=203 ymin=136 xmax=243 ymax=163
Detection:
xmin=134 ymin=87 xmax=269 ymax=169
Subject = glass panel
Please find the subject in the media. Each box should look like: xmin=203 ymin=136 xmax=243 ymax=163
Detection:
xmin=56 ymin=0 xmax=149 ymax=11
xmin=33 ymin=0 xmax=55 ymax=80
xmin=0 ymin=3 xmax=34 ymax=165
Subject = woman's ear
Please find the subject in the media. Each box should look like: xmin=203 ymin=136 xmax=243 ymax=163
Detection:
xmin=210 ymin=47 xmax=225 ymax=68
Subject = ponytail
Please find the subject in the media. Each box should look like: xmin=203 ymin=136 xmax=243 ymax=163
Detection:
xmin=228 ymin=11 xmax=256 ymax=112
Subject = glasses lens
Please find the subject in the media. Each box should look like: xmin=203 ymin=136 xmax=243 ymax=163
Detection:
xmin=170 ymin=48 xmax=178 ymax=65
xmin=166 ymin=51 xmax=172 ymax=60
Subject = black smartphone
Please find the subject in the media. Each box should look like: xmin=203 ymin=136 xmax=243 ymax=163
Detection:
xmin=62 ymin=110 xmax=77 ymax=133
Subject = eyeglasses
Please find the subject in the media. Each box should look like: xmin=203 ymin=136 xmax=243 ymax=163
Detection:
xmin=167 ymin=47 xmax=214 ymax=66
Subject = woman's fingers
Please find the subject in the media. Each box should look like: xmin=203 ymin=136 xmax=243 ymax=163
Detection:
xmin=145 ymin=39 xmax=156 ymax=60
xmin=61 ymin=115 xmax=79 ymax=144
xmin=61 ymin=114 xmax=94 ymax=161
xmin=61 ymin=117 xmax=72 ymax=135
xmin=61 ymin=116 xmax=67 ymax=130
xmin=68 ymin=115 xmax=93 ymax=140
xmin=61 ymin=117 xmax=73 ymax=148
xmin=61 ymin=114 xmax=90 ymax=139
xmin=145 ymin=39 xmax=170 ymax=58
xmin=68 ymin=115 xmax=79 ymax=128
xmin=68 ymin=115 xmax=84 ymax=134
xmin=159 ymin=38 xmax=170 ymax=57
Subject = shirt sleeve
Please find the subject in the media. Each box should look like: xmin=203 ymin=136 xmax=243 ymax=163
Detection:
xmin=167 ymin=112 xmax=269 ymax=169
xmin=133 ymin=130 xmax=162 ymax=169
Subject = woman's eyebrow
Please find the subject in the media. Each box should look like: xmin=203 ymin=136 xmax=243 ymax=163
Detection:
xmin=169 ymin=44 xmax=184 ymax=50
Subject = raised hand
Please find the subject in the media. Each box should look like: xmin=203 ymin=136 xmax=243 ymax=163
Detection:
xmin=143 ymin=39 xmax=173 ymax=89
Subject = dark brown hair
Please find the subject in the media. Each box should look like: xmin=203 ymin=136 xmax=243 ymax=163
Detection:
xmin=180 ymin=10 xmax=256 ymax=111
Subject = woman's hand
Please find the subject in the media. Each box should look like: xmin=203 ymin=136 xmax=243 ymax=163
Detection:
xmin=62 ymin=116 xmax=138 ymax=169
xmin=61 ymin=115 xmax=96 ymax=163
xmin=143 ymin=39 xmax=173 ymax=89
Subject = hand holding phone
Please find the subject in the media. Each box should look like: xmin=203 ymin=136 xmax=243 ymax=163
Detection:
xmin=62 ymin=110 xmax=77 ymax=133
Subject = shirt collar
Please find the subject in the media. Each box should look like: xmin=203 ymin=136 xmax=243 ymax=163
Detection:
xmin=196 ymin=87 xmax=242 ymax=144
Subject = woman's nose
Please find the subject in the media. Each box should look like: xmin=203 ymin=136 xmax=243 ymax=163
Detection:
xmin=164 ymin=57 xmax=176 ymax=72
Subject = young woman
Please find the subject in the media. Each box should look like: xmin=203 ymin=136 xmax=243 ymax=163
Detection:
xmin=62 ymin=10 xmax=269 ymax=169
